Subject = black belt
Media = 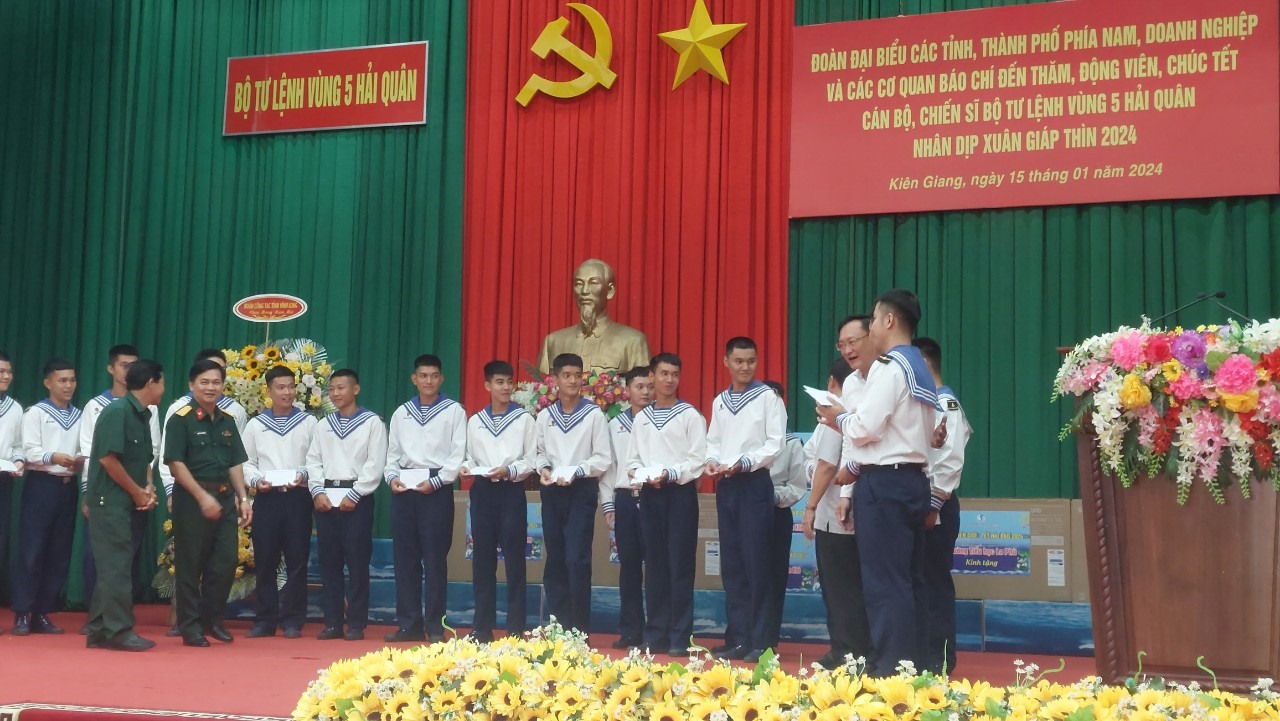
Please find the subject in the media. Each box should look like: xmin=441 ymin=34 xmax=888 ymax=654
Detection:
xmin=861 ymin=463 xmax=925 ymax=472
xmin=196 ymin=480 xmax=232 ymax=494
xmin=325 ymin=479 xmax=356 ymax=489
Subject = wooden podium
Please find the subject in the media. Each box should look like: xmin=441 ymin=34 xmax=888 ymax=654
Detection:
xmin=1076 ymin=431 xmax=1280 ymax=690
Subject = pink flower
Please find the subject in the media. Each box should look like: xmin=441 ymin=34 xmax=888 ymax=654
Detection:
xmin=1168 ymin=373 xmax=1205 ymax=401
xmin=1110 ymin=331 xmax=1147 ymax=371
xmin=1213 ymin=354 xmax=1259 ymax=396
xmin=1255 ymin=385 xmax=1280 ymax=423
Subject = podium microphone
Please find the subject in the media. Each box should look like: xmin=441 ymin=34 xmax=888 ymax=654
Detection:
xmin=1208 ymin=290 xmax=1256 ymax=324
xmin=1148 ymin=292 xmax=1213 ymax=325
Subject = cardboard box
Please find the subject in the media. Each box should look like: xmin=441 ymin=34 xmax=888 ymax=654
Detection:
xmin=1070 ymin=499 xmax=1089 ymax=603
xmin=953 ymin=498 xmax=1073 ymax=603
xmin=450 ymin=490 xmax=547 ymax=584
xmin=694 ymin=493 xmax=723 ymax=590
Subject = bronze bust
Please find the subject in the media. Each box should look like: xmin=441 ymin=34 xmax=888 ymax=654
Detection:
xmin=536 ymin=259 xmax=651 ymax=375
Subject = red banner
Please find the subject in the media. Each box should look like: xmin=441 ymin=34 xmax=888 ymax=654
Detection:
xmin=224 ymin=42 xmax=428 ymax=136
xmin=791 ymin=0 xmax=1280 ymax=216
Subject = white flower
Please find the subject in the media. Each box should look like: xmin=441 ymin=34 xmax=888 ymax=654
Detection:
xmin=302 ymin=374 xmax=317 ymax=388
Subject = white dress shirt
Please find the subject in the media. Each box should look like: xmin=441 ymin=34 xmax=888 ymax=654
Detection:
xmin=773 ymin=433 xmax=808 ymax=508
xmin=79 ymin=390 xmax=161 ymax=492
xmin=464 ymin=405 xmax=536 ymax=482
xmin=705 ymin=381 xmax=786 ymax=473
xmin=623 ymin=400 xmax=707 ymax=486
xmin=838 ymin=358 xmax=937 ymax=467
xmin=242 ymin=407 xmax=317 ymax=484
xmin=533 ymin=398 xmax=611 ymax=508
xmin=927 ymin=387 xmax=972 ymax=510
xmin=160 ymin=393 xmax=247 ymax=495
xmin=605 ymin=408 xmax=643 ymax=511
xmin=306 ymin=408 xmax=388 ymax=503
xmin=385 ymin=395 xmax=467 ymax=491
xmin=806 ymin=425 xmax=850 ymax=534
xmin=23 ymin=399 xmax=83 ymax=476
xmin=0 ymin=396 xmax=25 ymax=466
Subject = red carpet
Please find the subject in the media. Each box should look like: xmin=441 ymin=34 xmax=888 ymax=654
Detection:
xmin=0 ymin=605 xmax=1095 ymax=718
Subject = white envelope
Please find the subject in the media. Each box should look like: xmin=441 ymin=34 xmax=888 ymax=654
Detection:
xmin=400 ymin=468 xmax=434 ymax=491
xmin=323 ymin=487 xmax=350 ymax=506
xmin=467 ymin=466 xmax=497 ymax=478
xmin=551 ymin=465 xmax=579 ymax=484
xmin=804 ymin=385 xmax=837 ymax=406
xmin=632 ymin=466 xmax=666 ymax=485
xmin=0 ymin=460 xmax=17 ymax=474
xmin=264 ymin=469 xmax=298 ymax=487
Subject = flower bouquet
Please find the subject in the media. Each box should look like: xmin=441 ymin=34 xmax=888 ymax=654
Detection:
xmin=1055 ymin=318 xmax=1280 ymax=504
xmin=293 ymin=618 xmax=1280 ymax=721
xmin=152 ymin=518 xmax=257 ymax=601
xmin=513 ymin=367 xmax=630 ymax=419
xmin=221 ymin=338 xmax=336 ymax=417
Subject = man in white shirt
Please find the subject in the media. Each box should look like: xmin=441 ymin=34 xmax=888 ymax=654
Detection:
xmin=762 ymin=381 xmax=807 ymax=652
xmin=0 ymin=351 xmax=25 ymax=636
xmin=462 ymin=360 xmax=535 ymax=642
xmin=818 ymin=289 xmax=940 ymax=675
xmin=704 ymin=337 xmax=786 ymax=662
xmin=914 ymin=337 xmax=972 ymax=674
xmin=625 ymin=352 xmax=706 ymax=656
xmin=533 ymin=353 xmax=611 ymax=635
xmin=160 ymin=348 xmax=248 ymax=505
xmin=306 ymin=369 xmax=387 ymax=641
xmin=384 ymin=354 xmax=466 ymax=644
xmin=243 ymin=364 xmax=318 ymax=639
xmin=77 ymin=344 xmax=161 ymax=635
xmin=605 ymin=366 xmax=653 ymax=649
xmin=15 ymin=357 xmax=85 ymax=636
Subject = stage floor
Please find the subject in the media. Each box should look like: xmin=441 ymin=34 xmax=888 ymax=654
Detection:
xmin=0 ymin=605 xmax=1097 ymax=717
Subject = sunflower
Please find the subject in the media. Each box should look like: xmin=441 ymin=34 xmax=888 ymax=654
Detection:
xmin=916 ymin=683 xmax=950 ymax=710
xmin=461 ymin=667 xmax=499 ymax=699
xmin=689 ymin=701 xmax=726 ymax=721
xmin=554 ymin=683 xmax=587 ymax=714
xmin=431 ymin=689 xmax=465 ymax=717
xmin=263 ymin=346 xmax=281 ymax=361
xmin=489 ymin=686 xmax=523 ymax=716
xmin=651 ymin=699 xmax=683 ymax=721
xmin=241 ymin=345 xmax=257 ymax=359
xmin=875 ymin=677 xmax=919 ymax=720
xmin=728 ymin=693 xmax=770 ymax=721
xmin=245 ymin=358 xmax=262 ymax=372
xmin=689 ymin=664 xmax=736 ymax=704
xmin=618 ymin=664 xmax=650 ymax=692
xmin=351 ymin=694 xmax=386 ymax=721
xmin=606 ymin=686 xmax=640 ymax=715
xmin=387 ymin=690 xmax=425 ymax=721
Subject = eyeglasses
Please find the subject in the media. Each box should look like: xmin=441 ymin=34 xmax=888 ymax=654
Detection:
xmin=835 ymin=335 xmax=868 ymax=350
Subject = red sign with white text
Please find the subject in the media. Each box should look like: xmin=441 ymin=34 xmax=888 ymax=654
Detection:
xmin=790 ymin=0 xmax=1280 ymax=216
xmin=233 ymin=294 xmax=308 ymax=322
xmin=224 ymin=42 xmax=428 ymax=135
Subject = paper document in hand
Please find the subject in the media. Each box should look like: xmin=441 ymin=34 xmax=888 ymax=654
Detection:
xmin=399 ymin=468 xmax=434 ymax=491
xmin=0 ymin=460 xmax=16 ymax=474
xmin=468 ymin=466 xmax=497 ymax=477
xmin=632 ymin=466 xmax=665 ymax=485
xmin=323 ymin=488 xmax=350 ymax=506
xmin=264 ymin=469 xmax=298 ymax=487
xmin=551 ymin=465 xmax=579 ymax=484
xmin=804 ymin=385 xmax=837 ymax=406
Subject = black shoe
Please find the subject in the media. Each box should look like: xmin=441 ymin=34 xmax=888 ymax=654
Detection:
xmin=384 ymin=629 xmax=426 ymax=642
xmin=317 ymin=626 xmax=343 ymax=640
xmin=471 ymin=631 xmax=495 ymax=643
xmin=165 ymin=625 xmax=181 ymax=638
xmin=183 ymin=634 xmax=211 ymax=647
xmin=105 ymin=634 xmax=156 ymax=652
xmin=205 ymin=625 xmax=234 ymax=643
xmin=31 ymin=614 xmax=64 ymax=634
xmin=816 ymin=652 xmax=842 ymax=670
xmin=12 ymin=614 xmax=31 ymax=636
xmin=710 ymin=642 xmax=734 ymax=654
xmin=344 ymin=629 xmax=365 ymax=641
xmin=428 ymin=633 xmax=444 ymax=644
xmin=80 ymin=623 xmax=90 ymax=636
xmin=744 ymin=648 xmax=767 ymax=663
xmin=612 ymin=636 xmax=641 ymax=649
xmin=246 ymin=625 xmax=276 ymax=639
xmin=667 ymin=647 xmax=689 ymax=657
xmin=282 ymin=627 xmax=302 ymax=639
xmin=86 ymin=634 xmax=107 ymax=649
xmin=714 ymin=645 xmax=749 ymax=661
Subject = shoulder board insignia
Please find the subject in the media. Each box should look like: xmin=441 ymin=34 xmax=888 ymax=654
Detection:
xmin=877 ymin=355 xmax=891 ymax=363
xmin=175 ymin=406 xmax=192 ymax=417
xmin=947 ymin=399 xmax=959 ymax=411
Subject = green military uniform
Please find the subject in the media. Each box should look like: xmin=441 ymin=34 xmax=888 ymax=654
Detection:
xmin=85 ymin=394 xmax=154 ymax=643
xmin=163 ymin=398 xmax=248 ymax=638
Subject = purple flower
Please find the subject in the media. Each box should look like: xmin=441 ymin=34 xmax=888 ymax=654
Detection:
xmin=1171 ymin=330 xmax=1207 ymax=366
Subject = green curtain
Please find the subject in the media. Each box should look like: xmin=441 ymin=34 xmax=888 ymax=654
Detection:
xmin=0 ymin=0 xmax=467 ymax=606
xmin=789 ymin=0 xmax=1280 ymax=499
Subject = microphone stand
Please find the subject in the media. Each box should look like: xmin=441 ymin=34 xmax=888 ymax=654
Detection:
xmin=1147 ymin=292 xmax=1214 ymax=326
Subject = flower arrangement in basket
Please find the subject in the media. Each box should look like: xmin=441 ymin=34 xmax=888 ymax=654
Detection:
xmin=151 ymin=518 xmax=257 ymax=601
xmin=512 ymin=364 xmax=630 ymax=419
xmin=1054 ymin=318 xmax=1280 ymax=504
xmin=293 ymin=618 xmax=1280 ymax=721
xmin=221 ymin=338 xmax=336 ymax=417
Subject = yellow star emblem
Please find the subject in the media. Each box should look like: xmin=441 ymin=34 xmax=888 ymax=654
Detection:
xmin=657 ymin=0 xmax=747 ymax=89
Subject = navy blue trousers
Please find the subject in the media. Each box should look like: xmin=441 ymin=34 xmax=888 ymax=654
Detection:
xmin=540 ymin=478 xmax=597 ymax=633
xmin=640 ymin=481 xmax=697 ymax=650
xmin=923 ymin=493 xmax=961 ymax=673
xmin=715 ymin=468 xmax=774 ymax=651
xmin=0 ymin=474 xmax=13 ymax=604
xmin=391 ymin=487 xmax=454 ymax=635
xmin=469 ymin=480 xmax=528 ymax=636
xmin=854 ymin=465 xmax=930 ymax=675
xmin=613 ymin=492 xmax=645 ymax=641
xmin=13 ymin=471 xmax=78 ymax=614
xmin=815 ymin=528 xmax=872 ymax=660
xmin=250 ymin=487 xmax=314 ymax=632
xmin=315 ymin=496 xmax=374 ymax=631
xmin=764 ymin=505 xmax=795 ymax=648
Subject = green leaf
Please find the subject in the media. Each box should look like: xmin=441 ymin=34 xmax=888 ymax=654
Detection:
xmin=985 ymin=697 xmax=1010 ymax=720
xmin=1065 ymin=704 xmax=1095 ymax=721
xmin=749 ymin=648 xmax=777 ymax=686
xmin=665 ymin=662 xmax=688 ymax=676
xmin=335 ymin=698 xmax=355 ymax=721
xmin=1195 ymin=693 xmax=1223 ymax=710
xmin=912 ymin=674 xmax=934 ymax=690
xmin=922 ymin=710 xmax=946 ymax=721
xmin=1204 ymin=351 xmax=1229 ymax=372
xmin=497 ymin=671 xmax=520 ymax=687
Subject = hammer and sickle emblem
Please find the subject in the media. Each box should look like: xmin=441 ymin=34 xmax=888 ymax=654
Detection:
xmin=515 ymin=3 xmax=617 ymax=107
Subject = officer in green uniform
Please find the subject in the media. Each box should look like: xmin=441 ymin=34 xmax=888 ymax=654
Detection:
xmin=84 ymin=359 xmax=165 ymax=651
xmin=163 ymin=359 xmax=252 ymax=647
